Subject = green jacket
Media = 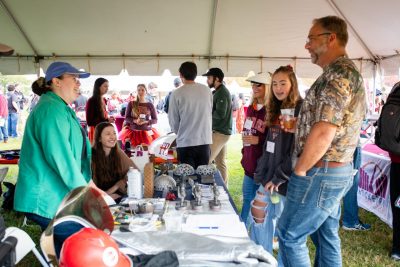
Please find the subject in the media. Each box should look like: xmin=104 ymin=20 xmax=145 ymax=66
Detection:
xmin=212 ymin=84 xmax=232 ymax=135
xmin=14 ymin=92 xmax=91 ymax=219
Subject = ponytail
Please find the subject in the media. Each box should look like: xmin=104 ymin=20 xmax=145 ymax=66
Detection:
xmin=31 ymin=77 xmax=51 ymax=96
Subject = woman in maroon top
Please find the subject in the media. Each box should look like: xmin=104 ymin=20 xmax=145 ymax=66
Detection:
xmin=240 ymin=72 xmax=270 ymax=225
xmin=86 ymin=78 xmax=115 ymax=142
xmin=119 ymin=84 xmax=159 ymax=146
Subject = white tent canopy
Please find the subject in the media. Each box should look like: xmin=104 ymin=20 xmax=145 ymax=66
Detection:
xmin=1 ymin=0 xmax=400 ymax=78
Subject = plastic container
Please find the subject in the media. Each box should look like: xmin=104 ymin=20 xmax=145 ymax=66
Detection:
xmin=127 ymin=167 xmax=143 ymax=199
xmin=270 ymin=191 xmax=280 ymax=204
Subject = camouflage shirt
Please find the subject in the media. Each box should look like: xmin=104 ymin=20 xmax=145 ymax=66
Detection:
xmin=294 ymin=56 xmax=366 ymax=162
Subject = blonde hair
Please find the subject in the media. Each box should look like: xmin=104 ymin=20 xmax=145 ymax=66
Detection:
xmin=131 ymin=83 xmax=147 ymax=117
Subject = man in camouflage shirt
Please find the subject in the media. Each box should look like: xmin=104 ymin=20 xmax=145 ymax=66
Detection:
xmin=277 ymin=16 xmax=366 ymax=267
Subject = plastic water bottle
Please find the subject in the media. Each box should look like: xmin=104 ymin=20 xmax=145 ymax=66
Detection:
xmin=127 ymin=168 xmax=143 ymax=199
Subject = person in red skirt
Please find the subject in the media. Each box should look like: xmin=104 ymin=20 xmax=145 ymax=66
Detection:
xmin=119 ymin=83 xmax=159 ymax=146
xmin=86 ymin=77 xmax=115 ymax=143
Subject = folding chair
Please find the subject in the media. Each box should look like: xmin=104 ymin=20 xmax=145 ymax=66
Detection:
xmin=3 ymin=227 xmax=49 ymax=267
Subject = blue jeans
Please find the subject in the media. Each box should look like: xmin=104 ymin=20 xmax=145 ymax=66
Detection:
xmin=0 ymin=117 xmax=8 ymax=141
xmin=342 ymin=147 xmax=361 ymax=227
xmin=277 ymin=164 xmax=353 ymax=267
xmin=25 ymin=213 xmax=84 ymax=259
xmin=7 ymin=113 xmax=18 ymax=137
xmin=240 ymin=175 xmax=259 ymax=225
xmin=248 ymin=185 xmax=286 ymax=254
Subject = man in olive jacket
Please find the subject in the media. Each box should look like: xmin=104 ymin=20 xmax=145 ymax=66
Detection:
xmin=203 ymin=68 xmax=232 ymax=183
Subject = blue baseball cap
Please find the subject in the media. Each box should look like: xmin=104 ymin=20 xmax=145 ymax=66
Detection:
xmin=45 ymin=62 xmax=90 ymax=82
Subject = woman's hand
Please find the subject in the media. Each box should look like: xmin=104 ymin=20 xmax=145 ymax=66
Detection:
xmin=108 ymin=116 xmax=115 ymax=123
xmin=116 ymin=178 xmax=128 ymax=194
xmin=110 ymin=193 xmax=122 ymax=200
xmin=135 ymin=118 xmax=147 ymax=125
xmin=242 ymin=135 xmax=259 ymax=145
xmin=264 ymin=181 xmax=280 ymax=194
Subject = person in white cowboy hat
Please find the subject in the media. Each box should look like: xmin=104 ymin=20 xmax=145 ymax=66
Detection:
xmin=239 ymin=72 xmax=270 ymax=225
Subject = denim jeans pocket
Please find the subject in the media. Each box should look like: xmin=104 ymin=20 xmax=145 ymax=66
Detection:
xmin=287 ymin=172 xmax=314 ymax=204
xmin=318 ymin=180 xmax=349 ymax=213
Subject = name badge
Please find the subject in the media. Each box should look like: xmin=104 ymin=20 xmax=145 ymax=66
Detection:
xmin=266 ymin=141 xmax=275 ymax=153
xmin=244 ymin=119 xmax=253 ymax=130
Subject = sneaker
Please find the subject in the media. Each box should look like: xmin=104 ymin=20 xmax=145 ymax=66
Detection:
xmin=342 ymin=222 xmax=371 ymax=231
xmin=391 ymin=253 xmax=400 ymax=261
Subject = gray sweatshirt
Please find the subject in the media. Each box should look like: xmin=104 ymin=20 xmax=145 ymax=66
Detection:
xmin=168 ymin=83 xmax=213 ymax=148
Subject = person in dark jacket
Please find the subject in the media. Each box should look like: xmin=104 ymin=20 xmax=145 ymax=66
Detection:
xmin=85 ymin=78 xmax=115 ymax=143
xmin=248 ymin=65 xmax=302 ymax=257
xmin=239 ymin=72 xmax=270 ymax=225
xmin=203 ymin=68 xmax=232 ymax=183
xmin=389 ymin=151 xmax=400 ymax=261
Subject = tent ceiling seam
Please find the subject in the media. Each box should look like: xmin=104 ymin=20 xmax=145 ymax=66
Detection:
xmin=326 ymin=0 xmax=376 ymax=62
xmin=0 ymin=0 xmax=38 ymax=56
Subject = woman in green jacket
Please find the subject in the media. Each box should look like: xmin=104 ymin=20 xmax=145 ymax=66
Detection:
xmin=14 ymin=61 xmax=92 ymax=257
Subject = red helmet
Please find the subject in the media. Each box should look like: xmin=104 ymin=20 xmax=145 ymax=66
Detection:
xmin=59 ymin=228 xmax=131 ymax=267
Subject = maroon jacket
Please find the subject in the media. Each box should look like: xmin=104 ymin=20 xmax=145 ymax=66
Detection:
xmin=240 ymin=105 xmax=267 ymax=178
xmin=85 ymin=97 xmax=108 ymax=127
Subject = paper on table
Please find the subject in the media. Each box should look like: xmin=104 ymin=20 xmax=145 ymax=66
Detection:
xmin=182 ymin=214 xmax=248 ymax=238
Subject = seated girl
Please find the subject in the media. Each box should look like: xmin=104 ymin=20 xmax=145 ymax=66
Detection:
xmin=92 ymin=122 xmax=136 ymax=200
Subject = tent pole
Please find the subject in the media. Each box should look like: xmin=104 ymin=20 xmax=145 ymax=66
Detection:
xmin=326 ymin=0 xmax=376 ymax=61
xmin=206 ymin=0 xmax=219 ymax=67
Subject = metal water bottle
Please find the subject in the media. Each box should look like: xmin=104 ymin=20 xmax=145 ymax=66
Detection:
xmin=127 ymin=167 xmax=143 ymax=199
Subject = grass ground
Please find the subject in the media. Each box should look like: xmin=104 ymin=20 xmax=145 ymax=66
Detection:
xmin=1 ymin=134 xmax=399 ymax=266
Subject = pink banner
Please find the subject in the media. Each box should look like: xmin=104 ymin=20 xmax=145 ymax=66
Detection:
xmin=358 ymin=145 xmax=392 ymax=226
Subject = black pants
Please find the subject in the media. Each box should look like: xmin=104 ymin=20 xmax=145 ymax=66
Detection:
xmin=177 ymin=144 xmax=210 ymax=169
xmin=390 ymin=162 xmax=400 ymax=254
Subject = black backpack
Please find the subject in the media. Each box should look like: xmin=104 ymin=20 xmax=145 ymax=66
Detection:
xmin=375 ymin=82 xmax=400 ymax=154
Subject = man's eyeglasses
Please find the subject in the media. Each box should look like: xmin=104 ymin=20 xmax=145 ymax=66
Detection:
xmin=306 ymin=32 xmax=331 ymax=44
xmin=251 ymin=82 xmax=263 ymax=87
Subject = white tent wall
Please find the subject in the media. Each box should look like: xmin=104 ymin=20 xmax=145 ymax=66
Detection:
xmin=1 ymin=0 xmax=400 ymax=80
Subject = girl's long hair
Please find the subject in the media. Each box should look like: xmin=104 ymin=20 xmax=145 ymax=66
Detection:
xmin=266 ymin=65 xmax=301 ymax=126
xmin=92 ymin=78 xmax=108 ymax=121
xmin=131 ymin=83 xmax=147 ymax=117
xmin=91 ymin=122 xmax=124 ymax=186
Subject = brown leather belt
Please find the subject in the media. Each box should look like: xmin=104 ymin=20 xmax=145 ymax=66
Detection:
xmin=314 ymin=160 xmax=349 ymax=168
